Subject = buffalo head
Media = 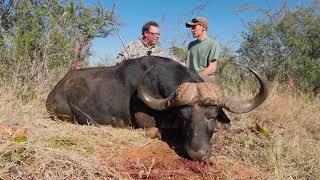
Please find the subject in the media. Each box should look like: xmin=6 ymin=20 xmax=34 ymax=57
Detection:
xmin=138 ymin=67 xmax=268 ymax=161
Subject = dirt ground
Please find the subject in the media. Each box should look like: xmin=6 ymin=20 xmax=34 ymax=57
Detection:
xmin=97 ymin=131 xmax=261 ymax=179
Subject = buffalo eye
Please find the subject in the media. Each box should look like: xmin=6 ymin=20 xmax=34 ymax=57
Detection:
xmin=206 ymin=118 xmax=217 ymax=132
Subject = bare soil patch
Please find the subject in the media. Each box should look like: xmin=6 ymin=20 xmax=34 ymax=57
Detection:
xmin=95 ymin=133 xmax=261 ymax=179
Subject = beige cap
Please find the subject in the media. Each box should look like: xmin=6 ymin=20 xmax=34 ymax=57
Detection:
xmin=186 ymin=17 xmax=208 ymax=30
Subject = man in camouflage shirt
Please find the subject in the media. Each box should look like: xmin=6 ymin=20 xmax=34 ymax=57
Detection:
xmin=115 ymin=21 xmax=166 ymax=63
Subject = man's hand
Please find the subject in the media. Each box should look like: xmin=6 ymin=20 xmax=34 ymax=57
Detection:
xmin=199 ymin=60 xmax=218 ymax=77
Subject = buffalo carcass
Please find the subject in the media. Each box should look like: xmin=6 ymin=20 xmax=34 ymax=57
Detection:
xmin=46 ymin=56 xmax=268 ymax=161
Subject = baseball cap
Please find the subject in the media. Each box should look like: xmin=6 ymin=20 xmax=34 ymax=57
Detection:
xmin=186 ymin=17 xmax=208 ymax=30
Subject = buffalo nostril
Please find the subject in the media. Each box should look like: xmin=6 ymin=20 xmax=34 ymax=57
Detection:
xmin=187 ymin=148 xmax=212 ymax=161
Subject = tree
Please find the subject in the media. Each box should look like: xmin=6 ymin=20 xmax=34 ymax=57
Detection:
xmin=238 ymin=0 xmax=320 ymax=93
xmin=0 ymin=0 xmax=117 ymax=81
xmin=0 ymin=0 xmax=118 ymax=99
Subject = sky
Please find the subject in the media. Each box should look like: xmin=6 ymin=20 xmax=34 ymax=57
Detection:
xmin=88 ymin=0 xmax=311 ymax=64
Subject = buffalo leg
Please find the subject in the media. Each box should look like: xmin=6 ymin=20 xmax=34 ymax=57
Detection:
xmin=134 ymin=112 xmax=156 ymax=128
xmin=134 ymin=112 xmax=161 ymax=139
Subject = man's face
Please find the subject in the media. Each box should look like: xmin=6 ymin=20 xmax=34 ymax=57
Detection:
xmin=143 ymin=25 xmax=160 ymax=45
xmin=191 ymin=24 xmax=205 ymax=38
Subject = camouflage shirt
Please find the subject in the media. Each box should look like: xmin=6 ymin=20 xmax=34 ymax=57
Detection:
xmin=115 ymin=39 xmax=166 ymax=63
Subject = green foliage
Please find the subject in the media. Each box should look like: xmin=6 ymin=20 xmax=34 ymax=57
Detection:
xmin=0 ymin=0 xmax=117 ymax=99
xmin=214 ymin=46 xmax=261 ymax=96
xmin=238 ymin=21 xmax=285 ymax=80
xmin=169 ymin=46 xmax=187 ymax=63
xmin=54 ymin=137 xmax=76 ymax=149
xmin=254 ymin=123 xmax=269 ymax=137
xmin=84 ymin=147 xmax=94 ymax=156
xmin=238 ymin=0 xmax=320 ymax=93
xmin=14 ymin=136 xmax=28 ymax=143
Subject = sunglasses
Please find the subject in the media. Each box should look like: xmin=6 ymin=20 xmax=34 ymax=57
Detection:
xmin=148 ymin=31 xmax=160 ymax=36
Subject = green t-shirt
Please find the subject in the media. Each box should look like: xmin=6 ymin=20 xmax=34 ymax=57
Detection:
xmin=187 ymin=36 xmax=220 ymax=72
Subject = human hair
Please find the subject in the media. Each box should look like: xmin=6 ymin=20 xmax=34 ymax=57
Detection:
xmin=141 ymin=21 xmax=159 ymax=35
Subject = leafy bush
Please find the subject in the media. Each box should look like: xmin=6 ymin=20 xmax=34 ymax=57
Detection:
xmin=238 ymin=0 xmax=320 ymax=94
xmin=0 ymin=0 xmax=117 ymax=99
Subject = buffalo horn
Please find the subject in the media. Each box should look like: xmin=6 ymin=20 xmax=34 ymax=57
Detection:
xmin=221 ymin=67 xmax=269 ymax=113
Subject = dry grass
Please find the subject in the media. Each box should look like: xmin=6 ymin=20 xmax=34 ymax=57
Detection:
xmin=0 ymin=82 xmax=319 ymax=179
xmin=0 ymin=85 xmax=153 ymax=179
xmin=213 ymin=83 xmax=320 ymax=179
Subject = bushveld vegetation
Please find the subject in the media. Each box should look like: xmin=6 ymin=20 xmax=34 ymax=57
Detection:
xmin=1 ymin=0 xmax=319 ymax=179
xmin=0 ymin=0 xmax=117 ymax=100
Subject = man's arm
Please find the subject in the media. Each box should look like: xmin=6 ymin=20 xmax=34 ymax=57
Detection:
xmin=199 ymin=60 xmax=218 ymax=77
xmin=200 ymin=40 xmax=220 ymax=77
xmin=115 ymin=43 xmax=132 ymax=64
xmin=115 ymin=53 xmax=126 ymax=64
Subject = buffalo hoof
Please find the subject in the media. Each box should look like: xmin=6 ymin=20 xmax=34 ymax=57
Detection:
xmin=146 ymin=127 xmax=161 ymax=139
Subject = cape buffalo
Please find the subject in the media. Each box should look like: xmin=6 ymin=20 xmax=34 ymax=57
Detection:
xmin=46 ymin=56 xmax=268 ymax=161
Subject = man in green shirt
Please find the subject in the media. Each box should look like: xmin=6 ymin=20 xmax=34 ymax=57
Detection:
xmin=186 ymin=17 xmax=220 ymax=82
xmin=186 ymin=17 xmax=230 ymax=128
